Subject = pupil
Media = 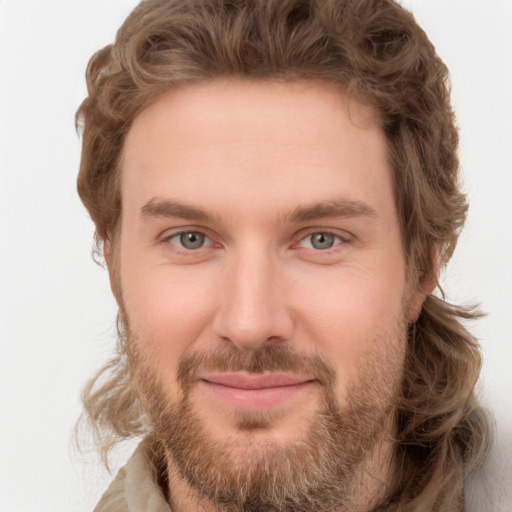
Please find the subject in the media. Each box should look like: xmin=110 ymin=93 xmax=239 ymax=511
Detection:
xmin=312 ymin=233 xmax=334 ymax=250
xmin=180 ymin=232 xmax=204 ymax=249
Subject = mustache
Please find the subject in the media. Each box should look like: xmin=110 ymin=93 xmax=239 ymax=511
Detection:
xmin=177 ymin=344 xmax=336 ymax=392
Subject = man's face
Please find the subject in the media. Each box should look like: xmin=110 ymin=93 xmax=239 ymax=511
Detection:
xmin=114 ymin=80 xmax=419 ymax=510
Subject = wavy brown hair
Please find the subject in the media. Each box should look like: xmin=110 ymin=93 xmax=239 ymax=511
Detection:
xmin=76 ymin=0 xmax=491 ymax=509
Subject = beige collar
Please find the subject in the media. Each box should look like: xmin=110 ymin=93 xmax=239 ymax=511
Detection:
xmin=93 ymin=439 xmax=171 ymax=512
xmin=93 ymin=439 xmax=470 ymax=512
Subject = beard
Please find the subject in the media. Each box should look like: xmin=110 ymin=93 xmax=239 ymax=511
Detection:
xmin=126 ymin=321 xmax=407 ymax=512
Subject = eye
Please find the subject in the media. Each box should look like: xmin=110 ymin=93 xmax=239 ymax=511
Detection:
xmin=300 ymin=232 xmax=341 ymax=250
xmin=168 ymin=231 xmax=208 ymax=250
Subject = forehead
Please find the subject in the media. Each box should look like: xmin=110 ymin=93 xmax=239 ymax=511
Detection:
xmin=121 ymin=79 xmax=393 ymax=222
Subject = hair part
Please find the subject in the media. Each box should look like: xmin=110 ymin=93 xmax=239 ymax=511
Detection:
xmin=76 ymin=0 xmax=492 ymax=508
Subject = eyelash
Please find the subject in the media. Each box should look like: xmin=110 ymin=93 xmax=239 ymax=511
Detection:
xmin=161 ymin=228 xmax=350 ymax=255
xmin=295 ymin=231 xmax=346 ymax=251
xmin=162 ymin=230 xmax=216 ymax=253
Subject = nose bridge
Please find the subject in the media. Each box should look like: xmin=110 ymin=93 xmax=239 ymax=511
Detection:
xmin=214 ymin=241 xmax=292 ymax=349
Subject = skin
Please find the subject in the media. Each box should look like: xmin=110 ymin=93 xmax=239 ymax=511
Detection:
xmin=108 ymin=79 xmax=427 ymax=511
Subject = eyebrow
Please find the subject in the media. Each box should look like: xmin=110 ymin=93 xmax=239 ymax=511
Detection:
xmin=287 ymin=198 xmax=377 ymax=223
xmin=139 ymin=197 xmax=377 ymax=223
xmin=140 ymin=197 xmax=216 ymax=222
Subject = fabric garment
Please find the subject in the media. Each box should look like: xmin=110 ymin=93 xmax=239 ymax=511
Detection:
xmin=94 ymin=440 xmax=171 ymax=512
xmin=94 ymin=440 xmax=468 ymax=512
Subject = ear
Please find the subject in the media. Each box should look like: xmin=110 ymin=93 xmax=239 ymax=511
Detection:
xmin=103 ymin=238 xmax=121 ymax=304
xmin=407 ymin=252 xmax=441 ymax=323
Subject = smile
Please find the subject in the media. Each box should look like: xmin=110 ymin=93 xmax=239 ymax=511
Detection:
xmin=199 ymin=373 xmax=317 ymax=409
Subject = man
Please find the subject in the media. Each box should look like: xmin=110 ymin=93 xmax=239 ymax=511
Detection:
xmin=76 ymin=0 xmax=491 ymax=510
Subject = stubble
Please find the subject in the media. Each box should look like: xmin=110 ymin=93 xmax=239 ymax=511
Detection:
xmin=127 ymin=328 xmax=406 ymax=512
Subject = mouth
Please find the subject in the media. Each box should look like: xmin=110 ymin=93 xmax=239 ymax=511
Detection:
xmin=199 ymin=373 xmax=317 ymax=409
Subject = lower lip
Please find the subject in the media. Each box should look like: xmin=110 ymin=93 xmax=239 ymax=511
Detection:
xmin=201 ymin=380 xmax=315 ymax=410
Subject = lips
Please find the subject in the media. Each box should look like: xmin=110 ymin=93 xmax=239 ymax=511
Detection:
xmin=203 ymin=373 xmax=313 ymax=389
xmin=199 ymin=373 xmax=316 ymax=409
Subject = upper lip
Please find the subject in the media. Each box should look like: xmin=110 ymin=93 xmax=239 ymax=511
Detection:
xmin=200 ymin=373 xmax=315 ymax=390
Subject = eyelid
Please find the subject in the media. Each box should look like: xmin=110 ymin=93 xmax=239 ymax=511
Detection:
xmin=158 ymin=226 xmax=353 ymax=253
xmin=160 ymin=226 xmax=218 ymax=249
xmin=299 ymin=234 xmax=341 ymax=252
xmin=293 ymin=228 xmax=353 ymax=246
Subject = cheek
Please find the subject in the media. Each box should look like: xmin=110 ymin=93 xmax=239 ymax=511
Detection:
xmin=292 ymin=264 xmax=406 ymax=396
xmin=120 ymin=263 xmax=218 ymax=390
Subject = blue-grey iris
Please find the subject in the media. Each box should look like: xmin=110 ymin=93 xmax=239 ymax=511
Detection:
xmin=180 ymin=232 xmax=205 ymax=249
xmin=311 ymin=233 xmax=335 ymax=250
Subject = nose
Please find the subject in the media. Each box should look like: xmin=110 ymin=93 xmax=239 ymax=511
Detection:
xmin=213 ymin=245 xmax=294 ymax=350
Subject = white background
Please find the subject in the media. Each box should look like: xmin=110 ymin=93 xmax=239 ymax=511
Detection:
xmin=0 ymin=1 xmax=511 ymax=511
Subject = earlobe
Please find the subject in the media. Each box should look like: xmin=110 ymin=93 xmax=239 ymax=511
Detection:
xmin=408 ymin=285 xmax=433 ymax=323
xmin=407 ymin=253 xmax=441 ymax=323
xmin=103 ymin=238 xmax=121 ymax=303
xmin=103 ymin=238 xmax=112 ymax=267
